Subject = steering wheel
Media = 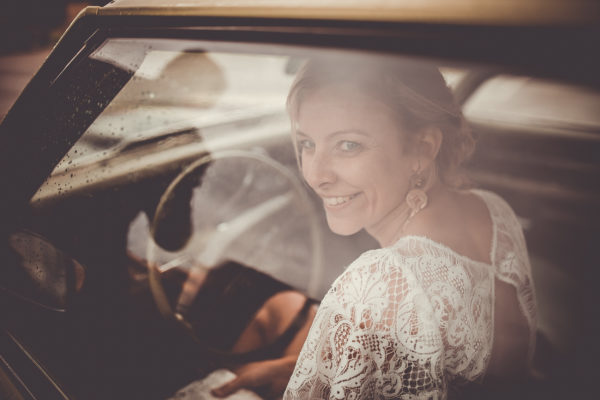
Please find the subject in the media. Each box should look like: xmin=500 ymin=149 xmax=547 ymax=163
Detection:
xmin=146 ymin=150 xmax=322 ymax=346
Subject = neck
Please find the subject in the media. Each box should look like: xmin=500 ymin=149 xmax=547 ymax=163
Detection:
xmin=368 ymin=181 xmax=444 ymax=247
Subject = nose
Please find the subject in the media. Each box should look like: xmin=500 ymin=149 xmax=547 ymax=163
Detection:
xmin=302 ymin=150 xmax=336 ymax=190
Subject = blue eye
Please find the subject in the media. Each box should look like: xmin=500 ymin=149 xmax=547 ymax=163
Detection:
xmin=339 ymin=141 xmax=361 ymax=152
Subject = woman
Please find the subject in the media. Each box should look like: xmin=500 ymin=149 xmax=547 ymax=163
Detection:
xmin=283 ymin=56 xmax=537 ymax=399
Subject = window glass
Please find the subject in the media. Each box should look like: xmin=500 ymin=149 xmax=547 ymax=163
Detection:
xmin=14 ymin=37 xmax=600 ymax=399
xmin=32 ymin=40 xmax=379 ymax=299
xmin=439 ymin=67 xmax=467 ymax=89
xmin=38 ymin=42 xmax=296 ymax=196
xmin=464 ymin=75 xmax=600 ymax=132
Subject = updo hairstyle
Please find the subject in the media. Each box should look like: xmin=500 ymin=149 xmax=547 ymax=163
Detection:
xmin=287 ymin=55 xmax=475 ymax=187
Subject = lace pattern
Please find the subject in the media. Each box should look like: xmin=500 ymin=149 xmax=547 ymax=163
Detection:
xmin=284 ymin=190 xmax=536 ymax=400
xmin=473 ymin=190 xmax=537 ymax=363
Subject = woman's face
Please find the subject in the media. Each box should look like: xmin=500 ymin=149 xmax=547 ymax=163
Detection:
xmin=296 ymin=84 xmax=417 ymax=240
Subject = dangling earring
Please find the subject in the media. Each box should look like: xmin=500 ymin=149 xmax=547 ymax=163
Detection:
xmin=403 ymin=167 xmax=429 ymax=231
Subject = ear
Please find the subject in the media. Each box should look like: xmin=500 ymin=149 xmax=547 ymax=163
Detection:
xmin=415 ymin=126 xmax=442 ymax=163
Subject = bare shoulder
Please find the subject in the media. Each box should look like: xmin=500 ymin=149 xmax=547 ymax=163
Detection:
xmin=262 ymin=291 xmax=307 ymax=337
xmin=449 ymin=189 xmax=494 ymax=263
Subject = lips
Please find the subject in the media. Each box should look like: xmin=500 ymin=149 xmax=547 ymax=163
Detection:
xmin=323 ymin=193 xmax=360 ymax=207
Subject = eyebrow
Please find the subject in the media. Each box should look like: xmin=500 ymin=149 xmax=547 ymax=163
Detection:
xmin=296 ymin=129 xmax=370 ymax=139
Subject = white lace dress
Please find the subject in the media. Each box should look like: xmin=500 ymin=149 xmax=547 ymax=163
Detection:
xmin=284 ymin=190 xmax=536 ymax=400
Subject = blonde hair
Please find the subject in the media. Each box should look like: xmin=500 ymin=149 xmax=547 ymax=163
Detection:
xmin=287 ymin=55 xmax=475 ymax=187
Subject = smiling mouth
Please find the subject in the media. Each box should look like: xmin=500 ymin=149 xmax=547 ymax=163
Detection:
xmin=323 ymin=193 xmax=360 ymax=207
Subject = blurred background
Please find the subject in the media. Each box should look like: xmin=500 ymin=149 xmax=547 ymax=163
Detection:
xmin=0 ymin=1 xmax=110 ymax=119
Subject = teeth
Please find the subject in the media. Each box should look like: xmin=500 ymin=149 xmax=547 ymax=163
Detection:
xmin=324 ymin=194 xmax=356 ymax=206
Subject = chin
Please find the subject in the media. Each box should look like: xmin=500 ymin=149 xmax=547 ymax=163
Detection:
xmin=325 ymin=214 xmax=363 ymax=236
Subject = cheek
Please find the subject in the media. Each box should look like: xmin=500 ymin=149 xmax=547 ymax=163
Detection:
xmin=367 ymin=159 xmax=412 ymax=204
xmin=339 ymin=162 xmax=373 ymax=189
xmin=299 ymin=155 xmax=316 ymax=189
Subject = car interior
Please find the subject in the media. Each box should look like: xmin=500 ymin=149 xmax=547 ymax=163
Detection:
xmin=1 ymin=32 xmax=599 ymax=400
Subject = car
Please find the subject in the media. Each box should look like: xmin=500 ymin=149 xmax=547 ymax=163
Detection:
xmin=1 ymin=0 xmax=599 ymax=399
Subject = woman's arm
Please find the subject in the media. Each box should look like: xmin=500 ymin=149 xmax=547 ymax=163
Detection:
xmin=212 ymin=294 xmax=318 ymax=399
xmin=211 ymin=355 xmax=298 ymax=399
xmin=284 ymin=256 xmax=447 ymax=400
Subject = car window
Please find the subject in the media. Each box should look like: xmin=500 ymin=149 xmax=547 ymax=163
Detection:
xmin=27 ymin=36 xmax=598 ymax=313
xmin=464 ymin=75 xmax=600 ymax=133
xmin=439 ymin=67 xmax=468 ymax=89
xmin=31 ymin=39 xmax=381 ymax=300
xmin=47 ymin=43 xmax=294 ymax=178
xmin=11 ymin=35 xmax=600 ymax=399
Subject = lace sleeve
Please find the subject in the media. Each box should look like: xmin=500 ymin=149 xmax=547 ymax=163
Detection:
xmin=284 ymin=250 xmax=446 ymax=400
xmin=477 ymin=190 xmax=537 ymax=362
